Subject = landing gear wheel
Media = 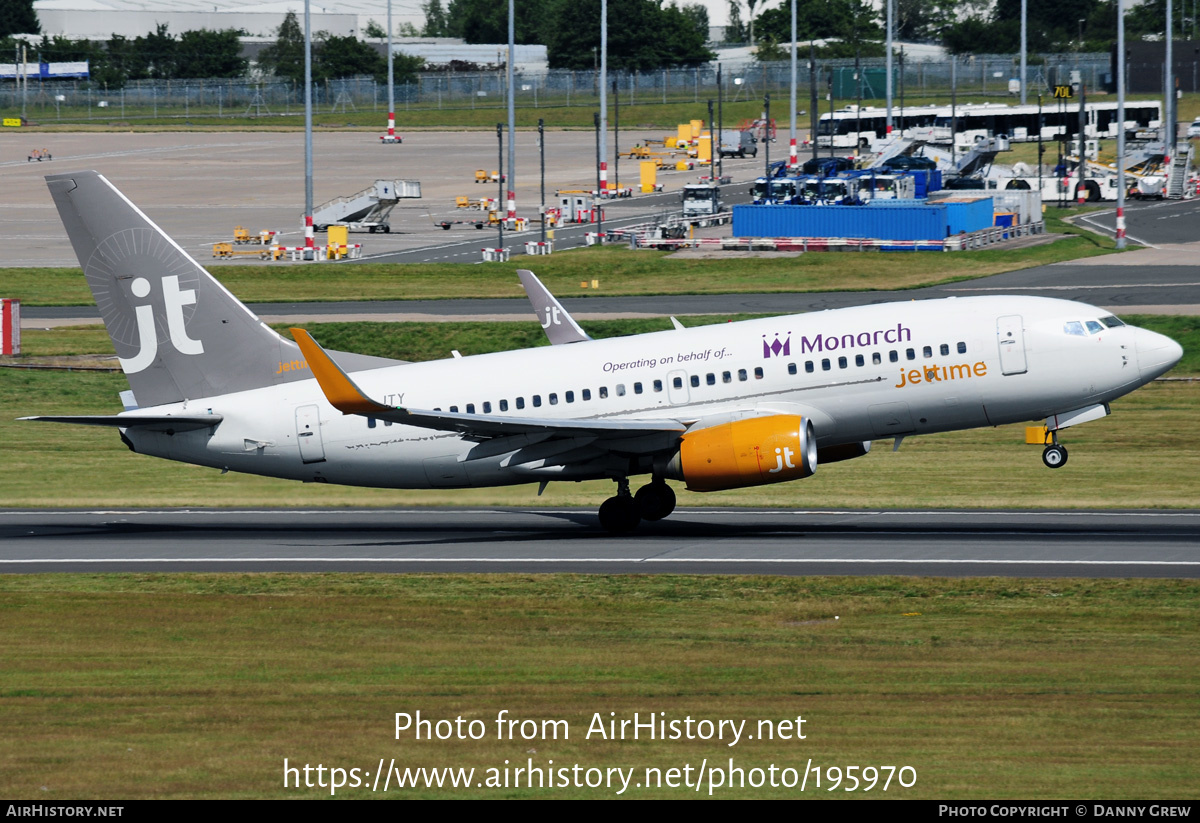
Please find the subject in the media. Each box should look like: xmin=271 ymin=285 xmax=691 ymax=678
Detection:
xmin=598 ymin=495 xmax=641 ymax=534
xmin=382 ymin=225 xmax=391 ymax=233
xmin=634 ymin=482 xmax=676 ymax=521
xmin=1042 ymin=444 xmax=1069 ymax=469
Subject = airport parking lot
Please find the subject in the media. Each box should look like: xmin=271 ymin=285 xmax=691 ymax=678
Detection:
xmin=0 ymin=129 xmax=759 ymax=267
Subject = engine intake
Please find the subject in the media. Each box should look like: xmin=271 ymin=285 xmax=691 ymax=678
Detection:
xmin=665 ymin=414 xmax=816 ymax=492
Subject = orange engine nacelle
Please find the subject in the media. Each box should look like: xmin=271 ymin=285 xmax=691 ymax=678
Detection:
xmin=665 ymin=415 xmax=816 ymax=492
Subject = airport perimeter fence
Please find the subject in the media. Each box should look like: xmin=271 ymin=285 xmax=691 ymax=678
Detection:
xmin=1 ymin=52 xmax=1165 ymax=125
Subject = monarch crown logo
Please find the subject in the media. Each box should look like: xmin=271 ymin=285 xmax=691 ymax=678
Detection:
xmin=763 ymin=332 xmax=791 ymax=359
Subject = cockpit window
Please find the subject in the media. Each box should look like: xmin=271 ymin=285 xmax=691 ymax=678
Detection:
xmin=1085 ymin=320 xmax=1105 ymax=335
xmin=1064 ymin=321 xmax=1086 ymax=336
xmin=1099 ymin=315 xmax=1125 ymax=328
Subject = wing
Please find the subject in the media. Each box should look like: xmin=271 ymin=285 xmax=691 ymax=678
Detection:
xmin=289 ymin=329 xmax=686 ymax=464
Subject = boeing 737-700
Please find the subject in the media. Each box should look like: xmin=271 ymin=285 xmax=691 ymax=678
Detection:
xmin=24 ymin=171 xmax=1184 ymax=532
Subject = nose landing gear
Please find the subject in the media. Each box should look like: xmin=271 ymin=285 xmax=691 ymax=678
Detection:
xmin=1041 ymin=430 xmax=1069 ymax=469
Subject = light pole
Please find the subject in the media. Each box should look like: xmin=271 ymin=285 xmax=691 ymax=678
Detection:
xmin=1166 ymin=0 xmax=1176 ymax=151
xmin=1117 ymin=0 xmax=1127 ymax=249
xmin=717 ymin=63 xmax=724 ymax=180
xmin=304 ymin=0 xmax=314 ymax=258
xmin=1020 ymin=0 xmax=1028 ymax=105
xmin=539 ymin=118 xmax=546 ymax=245
xmin=885 ymin=0 xmax=893 ymax=133
xmin=613 ymin=76 xmax=620 ymax=190
xmin=599 ymin=0 xmax=608 ymax=194
xmin=809 ymin=42 xmax=818 ymax=161
xmin=496 ymin=123 xmax=504 ymax=253
xmin=383 ymin=0 xmax=398 ymax=142
xmin=506 ymin=0 xmax=515 ymax=220
xmin=789 ymin=0 xmax=797 ymax=166
xmin=764 ymin=94 xmax=771 ymax=178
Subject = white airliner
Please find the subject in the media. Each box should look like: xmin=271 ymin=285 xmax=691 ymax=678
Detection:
xmin=26 ymin=171 xmax=1184 ymax=532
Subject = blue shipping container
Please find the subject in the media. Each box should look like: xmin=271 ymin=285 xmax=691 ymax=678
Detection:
xmin=733 ymin=204 xmax=948 ymax=241
xmin=908 ymin=169 xmax=943 ymax=197
xmin=942 ymin=197 xmax=994 ymax=235
xmin=910 ymin=171 xmax=929 ymax=198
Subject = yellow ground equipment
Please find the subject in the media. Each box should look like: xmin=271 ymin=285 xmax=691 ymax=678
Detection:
xmin=212 ymin=242 xmax=274 ymax=259
xmin=232 ymin=226 xmax=276 ymax=244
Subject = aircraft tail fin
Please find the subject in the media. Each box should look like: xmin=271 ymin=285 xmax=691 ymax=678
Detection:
xmin=45 ymin=171 xmax=312 ymax=407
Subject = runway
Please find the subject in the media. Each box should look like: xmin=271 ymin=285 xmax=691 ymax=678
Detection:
xmin=2 ymin=508 xmax=1198 ymax=577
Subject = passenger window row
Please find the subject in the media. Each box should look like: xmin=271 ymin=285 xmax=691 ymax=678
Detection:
xmin=795 ymin=341 xmax=967 ymax=374
xmin=364 ymin=342 xmax=967 ymax=429
xmin=365 ymin=365 xmax=777 ymax=428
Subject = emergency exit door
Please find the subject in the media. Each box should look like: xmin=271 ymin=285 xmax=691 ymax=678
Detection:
xmin=997 ymin=315 xmax=1028 ymax=375
xmin=295 ymin=405 xmax=326 ymax=463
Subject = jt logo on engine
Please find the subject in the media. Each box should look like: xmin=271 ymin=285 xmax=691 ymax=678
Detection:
xmin=768 ymin=447 xmax=797 ymax=474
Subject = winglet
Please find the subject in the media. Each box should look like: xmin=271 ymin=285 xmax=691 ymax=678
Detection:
xmin=290 ymin=328 xmax=394 ymax=415
xmin=518 ymin=269 xmax=591 ymax=345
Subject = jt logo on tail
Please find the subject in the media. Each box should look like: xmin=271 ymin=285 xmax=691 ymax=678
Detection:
xmin=121 ymin=275 xmax=203 ymax=373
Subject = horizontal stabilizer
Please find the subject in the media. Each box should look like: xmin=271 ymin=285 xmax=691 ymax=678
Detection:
xmin=21 ymin=414 xmax=223 ymax=432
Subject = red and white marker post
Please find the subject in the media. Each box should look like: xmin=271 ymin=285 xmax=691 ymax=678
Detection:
xmin=304 ymin=214 xmax=315 ymax=258
xmin=1 ymin=298 xmax=20 ymax=355
xmin=380 ymin=112 xmax=401 ymax=143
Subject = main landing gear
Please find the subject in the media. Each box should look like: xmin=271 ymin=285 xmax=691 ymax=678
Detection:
xmin=1042 ymin=430 xmax=1069 ymax=469
xmin=598 ymin=478 xmax=677 ymax=534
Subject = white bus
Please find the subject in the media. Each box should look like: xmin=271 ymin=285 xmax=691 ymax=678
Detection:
xmin=817 ymin=100 xmax=1163 ymax=151
xmin=926 ymin=100 xmax=1162 ymax=145
xmin=815 ymin=104 xmax=949 ymax=150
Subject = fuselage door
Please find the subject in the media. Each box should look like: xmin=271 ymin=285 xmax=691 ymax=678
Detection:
xmin=666 ymin=370 xmax=690 ymax=405
xmin=997 ymin=315 xmax=1028 ymax=375
xmin=295 ymin=404 xmax=326 ymax=463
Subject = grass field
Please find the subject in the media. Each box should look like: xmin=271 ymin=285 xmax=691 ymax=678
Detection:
xmin=11 ymin=91 xmax=1195 ymax=134
xmin=0 ymin=209 xmax=1114 ymax=307
xmin=1 ymin=574 xmax=1197 ymax=799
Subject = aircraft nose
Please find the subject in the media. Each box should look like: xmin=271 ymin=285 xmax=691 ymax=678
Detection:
xmin=1134 ymin=327 xmax=1184 ymax=380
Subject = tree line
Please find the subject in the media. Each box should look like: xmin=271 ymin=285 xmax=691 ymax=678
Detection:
xmin=2 ymin=0 xmax=1191 ymax=87
xmin=739 ymin=0 xmax=1189 ymax=56
xmin=1 ymin=5 xmax=424 ymax=89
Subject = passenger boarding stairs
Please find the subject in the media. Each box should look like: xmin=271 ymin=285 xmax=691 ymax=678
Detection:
xmin=919 ymin=136 xmax=1011 ymax=181
xmin=952 ymin=136 xmax=1010 ymax=176
xmin=868 ymin=135 xmax=920 ymax=167
xmin=310 ymin=180 xmax=421 ymax=232
xmin=1166 ymin=143 xmax=1194 ymax=199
